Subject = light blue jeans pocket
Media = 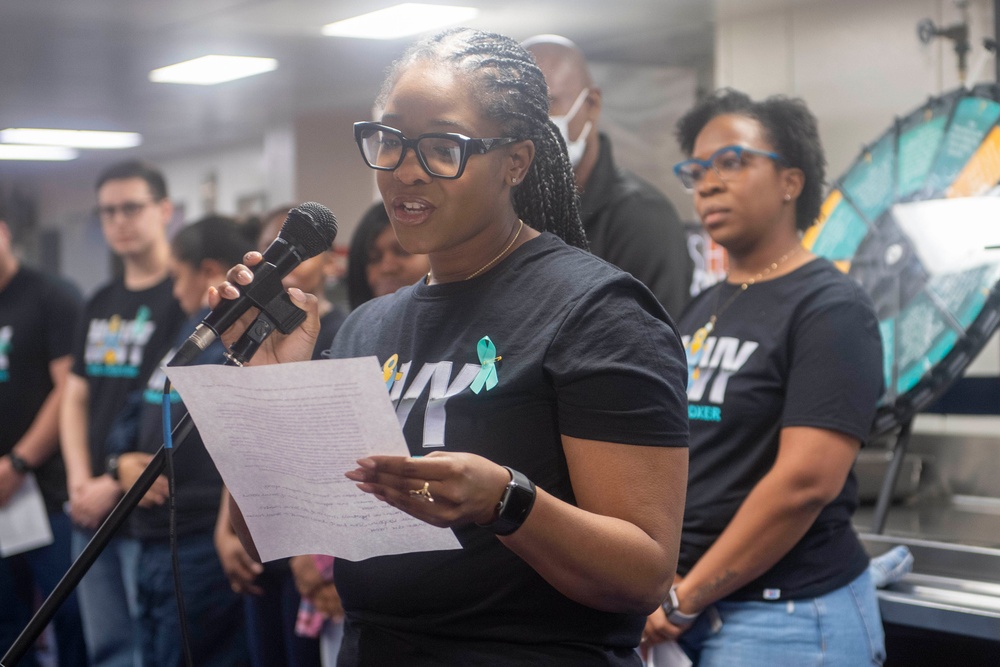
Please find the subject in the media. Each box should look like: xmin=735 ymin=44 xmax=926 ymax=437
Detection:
xmin=680 ymin=569 xmax=886 ymax=666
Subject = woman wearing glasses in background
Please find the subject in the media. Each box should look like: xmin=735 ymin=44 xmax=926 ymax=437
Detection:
xmin=214 ymin=28 xmax=689 ymax=665
xmin=642 ymin=89 xmax=885 ymax=666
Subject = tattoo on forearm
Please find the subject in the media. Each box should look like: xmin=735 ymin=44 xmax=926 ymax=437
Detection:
xmin=691 ymin=569 xmax=738 ymax=609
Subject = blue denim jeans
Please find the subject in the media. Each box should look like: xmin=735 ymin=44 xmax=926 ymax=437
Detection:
xmin=0 ymin=511 xmax=88 ymax=667
xmin=320 ymin=620 xmax=344 ymax=666
xmin=137 ymin=534 xmax=248 ymax=667
xmin=243 ymin=562 xmax=321 ymax=667
xmin=679 ymin=569 xmax=886 ymax=666
xmin=72 ymin=528 xmax=141 ymax=667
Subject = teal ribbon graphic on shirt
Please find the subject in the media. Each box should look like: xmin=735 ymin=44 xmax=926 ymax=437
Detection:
xmin=470 ymin=336 xmax=500 ymax=394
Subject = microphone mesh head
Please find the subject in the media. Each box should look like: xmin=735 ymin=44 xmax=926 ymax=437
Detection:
xmin=279 ymin=202 xmax=339 ymax=258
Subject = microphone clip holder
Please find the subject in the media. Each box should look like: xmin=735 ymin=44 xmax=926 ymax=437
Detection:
xmin=225 ymin=292 xmax=307 ymax=366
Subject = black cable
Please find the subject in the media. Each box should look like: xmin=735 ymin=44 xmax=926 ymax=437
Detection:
xmin=163 ymin=378 xmax=194 ymax=667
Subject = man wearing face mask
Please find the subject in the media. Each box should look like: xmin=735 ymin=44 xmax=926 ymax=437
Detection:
xmin=524 ymin=34 xmax=692 ymax=318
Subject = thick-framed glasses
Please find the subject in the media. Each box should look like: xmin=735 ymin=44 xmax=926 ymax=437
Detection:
xmin=673 ymin=145 xmax=786 ymax=191
xmin=96 ymin=200 xmax=158 ymax=221
xmin=353 ymin=122 xmax=518 ymax=180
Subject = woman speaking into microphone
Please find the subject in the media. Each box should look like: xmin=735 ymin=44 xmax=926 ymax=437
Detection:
xmin=211 ymin=28 xmax=689 ymax=666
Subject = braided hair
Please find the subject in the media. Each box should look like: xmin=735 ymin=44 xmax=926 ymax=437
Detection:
xmin=378 ymin=28 xmax=589 ymax=250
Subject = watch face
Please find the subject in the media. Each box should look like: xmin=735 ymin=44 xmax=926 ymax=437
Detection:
xmin=663 ymin=587 xmax=678 ymax=613
xmin=486 ymin=468 xmax=537 ymax=536
xmin=106 ymin=456 xmax=119 ymax=479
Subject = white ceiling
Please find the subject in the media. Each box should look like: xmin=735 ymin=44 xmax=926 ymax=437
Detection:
xmin=0 ymin=0 xmax=716 ymax=174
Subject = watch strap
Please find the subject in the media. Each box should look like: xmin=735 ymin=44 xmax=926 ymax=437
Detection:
xmin=663 ymin=585 xmax=700 ymax=626
xmin=481 ymin=466 xmax=536 ymax=536
xmin=7 ymin=452 xmax=31 ymax=475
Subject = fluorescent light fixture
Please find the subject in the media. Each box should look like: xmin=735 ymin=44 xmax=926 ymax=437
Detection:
xmin=0 ymin=145 xmax=78 ymax=161
xmin=149 ymin=55 xmax=278 ymax=85
xmin=322 ymin=3 xmax=478 ymax=40
xmin=0 ymin=128 xmax=142 ymax=149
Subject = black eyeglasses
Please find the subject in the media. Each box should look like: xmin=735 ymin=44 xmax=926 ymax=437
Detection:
xmin=354 ymin=122 xmax=519 ymax=180
xmin=96 ymin=200 xmax=159 ymax=221
xmin=673 ymin=145 xmax=786 ymax=191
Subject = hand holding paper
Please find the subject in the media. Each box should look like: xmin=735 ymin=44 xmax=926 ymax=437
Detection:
xmin=165 ymin=357 xmax=461 ymax=562
xmin=0 ymin=473 xmax=53 ymax=557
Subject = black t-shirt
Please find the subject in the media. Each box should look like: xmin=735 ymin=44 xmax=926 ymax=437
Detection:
xmin=71 ymin=277 xmax=185 ymax=476
xmin=580 ymin=134 xmax=693 ymax=320
xmin=131 ymin=304 xmax=346 ymax=542
xmin=0 ymin=266 xmax=82 ymax=511
xmin=131 ymin=309 xmax=226 ymax=540
xmin=678 ymin=258 xmax=883 ymax=601
xmin=314 ymin=306 xmax=347 ymax=360
xmin=329 ymin=233 xmax=688 ymax=666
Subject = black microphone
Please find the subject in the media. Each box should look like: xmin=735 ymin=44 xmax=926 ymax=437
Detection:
xmin=168 ymin=202 xmax=338 ymax=367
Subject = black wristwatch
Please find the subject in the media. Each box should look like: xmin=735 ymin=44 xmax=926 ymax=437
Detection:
xmin=480 ymin=466 xmax=536 ymax=536
xmin=105 ymin=455 xmax=121 ymax=481
xmin=662 ymin=585 xmax=700 ymax=626
xmin=7 ymin=452 xmax=31 ymax=475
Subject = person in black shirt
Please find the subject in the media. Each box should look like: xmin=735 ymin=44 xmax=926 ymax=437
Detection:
xmin=642 ymin=89 xmax=885 ymax=666
xmin=523 ymin=34 xmax=693 ymax=319
xmin=213 ymin=205 xmax=347 ymax=667
xmin=213 ymin=28 xmax=688 ymax=666
xmin=0 ymin=211 xmax=88 ymax=666
xmin=60 ymin=160 xmax=185 ymax=667
xmin=117 ymin=215 xmax=254 ymax=667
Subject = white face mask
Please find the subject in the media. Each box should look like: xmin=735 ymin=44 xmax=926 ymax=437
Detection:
xmin=550 ymin=88 xmax=592 ymax=167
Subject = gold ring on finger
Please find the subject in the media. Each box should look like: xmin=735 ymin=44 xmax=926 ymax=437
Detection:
xmin=408 ymin=481 xmax=434 ymax=502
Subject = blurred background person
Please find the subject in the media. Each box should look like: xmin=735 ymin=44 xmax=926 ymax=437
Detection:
xmin=345 ymin=201 xmax=430 ymax=311
xmin=523 ymin=34 xmax=693 ymax=319
xmin=642 ymin=89 xmax=884 ymax=666
xmin=285 ymin=201 xmax=428 ymax=665
xmin=0 ymin=197 xmax=88 ymax=666
xmin=61 ymin=160 xmax=185 ymax=667
xmin=259 ymin=204 xmax=347 ymax=352
xmin=116 ymin=215 xmax=254 ymax=667
xmin=214 ymin=203 xmax=348 ymax=667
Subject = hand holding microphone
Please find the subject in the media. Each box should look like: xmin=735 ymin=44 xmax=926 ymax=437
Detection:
xmin=177 ymin=202 xmax=339 ymax=367
xmin=209 ymin=265 xmax=319 ymax=366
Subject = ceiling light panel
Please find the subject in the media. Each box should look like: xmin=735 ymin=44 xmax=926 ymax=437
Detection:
xmin=149 ymin=55 xmax=278 ymax=85
xmin=0 ymin=128 xmax=142 ymax=149
xmin=0 ymin=145 xmax=79 ymax=161
xmin=322 ymin=3 xmax=479 ymax=40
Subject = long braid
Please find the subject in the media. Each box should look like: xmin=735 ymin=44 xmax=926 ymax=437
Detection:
xmin=380 ymin=28 xmax=589 ymax=250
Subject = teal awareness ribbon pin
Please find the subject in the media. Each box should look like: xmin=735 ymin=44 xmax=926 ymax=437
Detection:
xmin=471 ymin=336 xmax=500 ymax=394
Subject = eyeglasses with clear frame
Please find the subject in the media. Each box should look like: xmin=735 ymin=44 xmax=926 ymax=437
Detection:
xmin=673 ymin=144 xmax=786 ymax=191
xmin=353 ymin=122 xmax=519 ymax=180
xmin=96 ymin=200 xmax=159 ymax=222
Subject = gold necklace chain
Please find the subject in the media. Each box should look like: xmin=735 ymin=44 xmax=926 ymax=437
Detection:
xmin=687 ymin=244 xmax=801 ymax=381
xmin=709 ymin=244 xmax=802 ymax=329
xmin=426 ymin=219 xmax=524 ymax=284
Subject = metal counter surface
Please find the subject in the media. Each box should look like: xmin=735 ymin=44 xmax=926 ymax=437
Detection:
xmin=856 ymin=500 xmax=1000 ymax=641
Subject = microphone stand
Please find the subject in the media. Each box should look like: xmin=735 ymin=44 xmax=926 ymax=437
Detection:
xmin=1 ymin=295 xmax=305 ymax=666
